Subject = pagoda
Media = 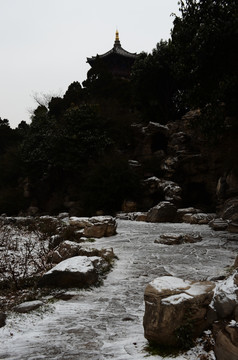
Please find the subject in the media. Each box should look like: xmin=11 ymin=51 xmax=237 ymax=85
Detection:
xmin=87 ymin=30 xmax=138 ymax=78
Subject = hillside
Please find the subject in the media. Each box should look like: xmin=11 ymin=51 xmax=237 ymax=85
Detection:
xmin=0 ymin=0 xmax=237 ymax=223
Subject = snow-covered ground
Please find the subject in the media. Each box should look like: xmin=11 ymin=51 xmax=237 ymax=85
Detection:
xmin=1 ymin=219 xmax=238 ymax=359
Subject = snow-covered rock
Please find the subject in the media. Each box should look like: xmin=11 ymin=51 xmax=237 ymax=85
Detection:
xmin=212 ymin=272 xmax=238 ymax=318
xmin=143 ymin=276 xmax=216 ymax=347
xmin=14 ymin=300 xmax=44 ymax=313
xmin=39 ymin=256 xmax=101 ymax=288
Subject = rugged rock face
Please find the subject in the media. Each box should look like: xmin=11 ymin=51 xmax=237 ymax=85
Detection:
xmin=132 ymin=111 xmax=238 ymax=219
xmin=142 ymin=177 xmax=182 ymax=209
xmin=143 ymin=276 xmax=215 ymax=347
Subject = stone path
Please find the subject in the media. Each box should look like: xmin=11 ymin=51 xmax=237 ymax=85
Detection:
xmin=1 ymin=220 xmax=238 ymax=359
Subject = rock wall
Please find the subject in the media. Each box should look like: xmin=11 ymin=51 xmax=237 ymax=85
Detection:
xmin=131 ymin=111 xmax=238 ymax=226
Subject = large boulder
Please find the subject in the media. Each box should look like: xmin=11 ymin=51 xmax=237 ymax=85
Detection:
xmin=143 ymin=276 xmax=215 ymax=348
xmin=147 ymin=201 xmax=177 ymax=223
xmin=39 ymin=256 xmax=102 ymax=288
xmin=215 ymin=324 xmax=238 ymax=360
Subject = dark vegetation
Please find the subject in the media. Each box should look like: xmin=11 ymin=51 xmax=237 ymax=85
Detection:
xmin=0 ymin=0 xmax=237 ymax=216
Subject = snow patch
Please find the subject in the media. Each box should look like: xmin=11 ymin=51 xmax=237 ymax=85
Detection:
xmin=186 ymin=282 xmax=214 ymax=296
xmin=229 ymin=320 xmax=238 ymax=327
xmin=162 ymin=293 xmax=192 ymax=305
xmin=213 ymin=272 xmax=238 ymax=302
xmin=150 ymin=276 xmax=191 ymax=293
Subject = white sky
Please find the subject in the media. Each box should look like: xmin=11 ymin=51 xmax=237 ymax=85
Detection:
xmin=0 ymin=0 xmax=180 ymax=128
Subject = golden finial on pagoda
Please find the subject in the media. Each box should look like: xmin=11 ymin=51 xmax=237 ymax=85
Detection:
xmin=115 ymin=29 xmax=119 ymax=42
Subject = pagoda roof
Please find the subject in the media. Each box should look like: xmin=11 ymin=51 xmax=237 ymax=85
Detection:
xmin=87 ymin=30 xmax=138 ymax=64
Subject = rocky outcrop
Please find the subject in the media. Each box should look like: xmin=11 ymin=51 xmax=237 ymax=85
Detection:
xmin=214 ymin=323 xmax=238 ymax=360
xmin=143 ymin=276 xmax=215 ymax=347
xmin=132 ymin=111 xmax=238 ymax=214
xmin=39 ymin=256 xmax=104 ymax=288
xmin=142 ymin=177 xmax=182 ymax=208
xmin=47 ymin=240 xmax=115 ymax=265
xmin=0 ymin=215 xmax=117 ymax=241
xmin=69 ymin=216 xmax=117 ymax=238
xmin=147 ymin=201 xmax=177 ymax=223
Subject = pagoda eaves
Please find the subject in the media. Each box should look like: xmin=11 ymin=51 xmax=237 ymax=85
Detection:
xmin=87 ymin=31 xmax=138 ymax=78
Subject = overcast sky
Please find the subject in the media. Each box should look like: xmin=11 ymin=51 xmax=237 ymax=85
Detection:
xmin=0 ymin=0 xmax=180 ymax=128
